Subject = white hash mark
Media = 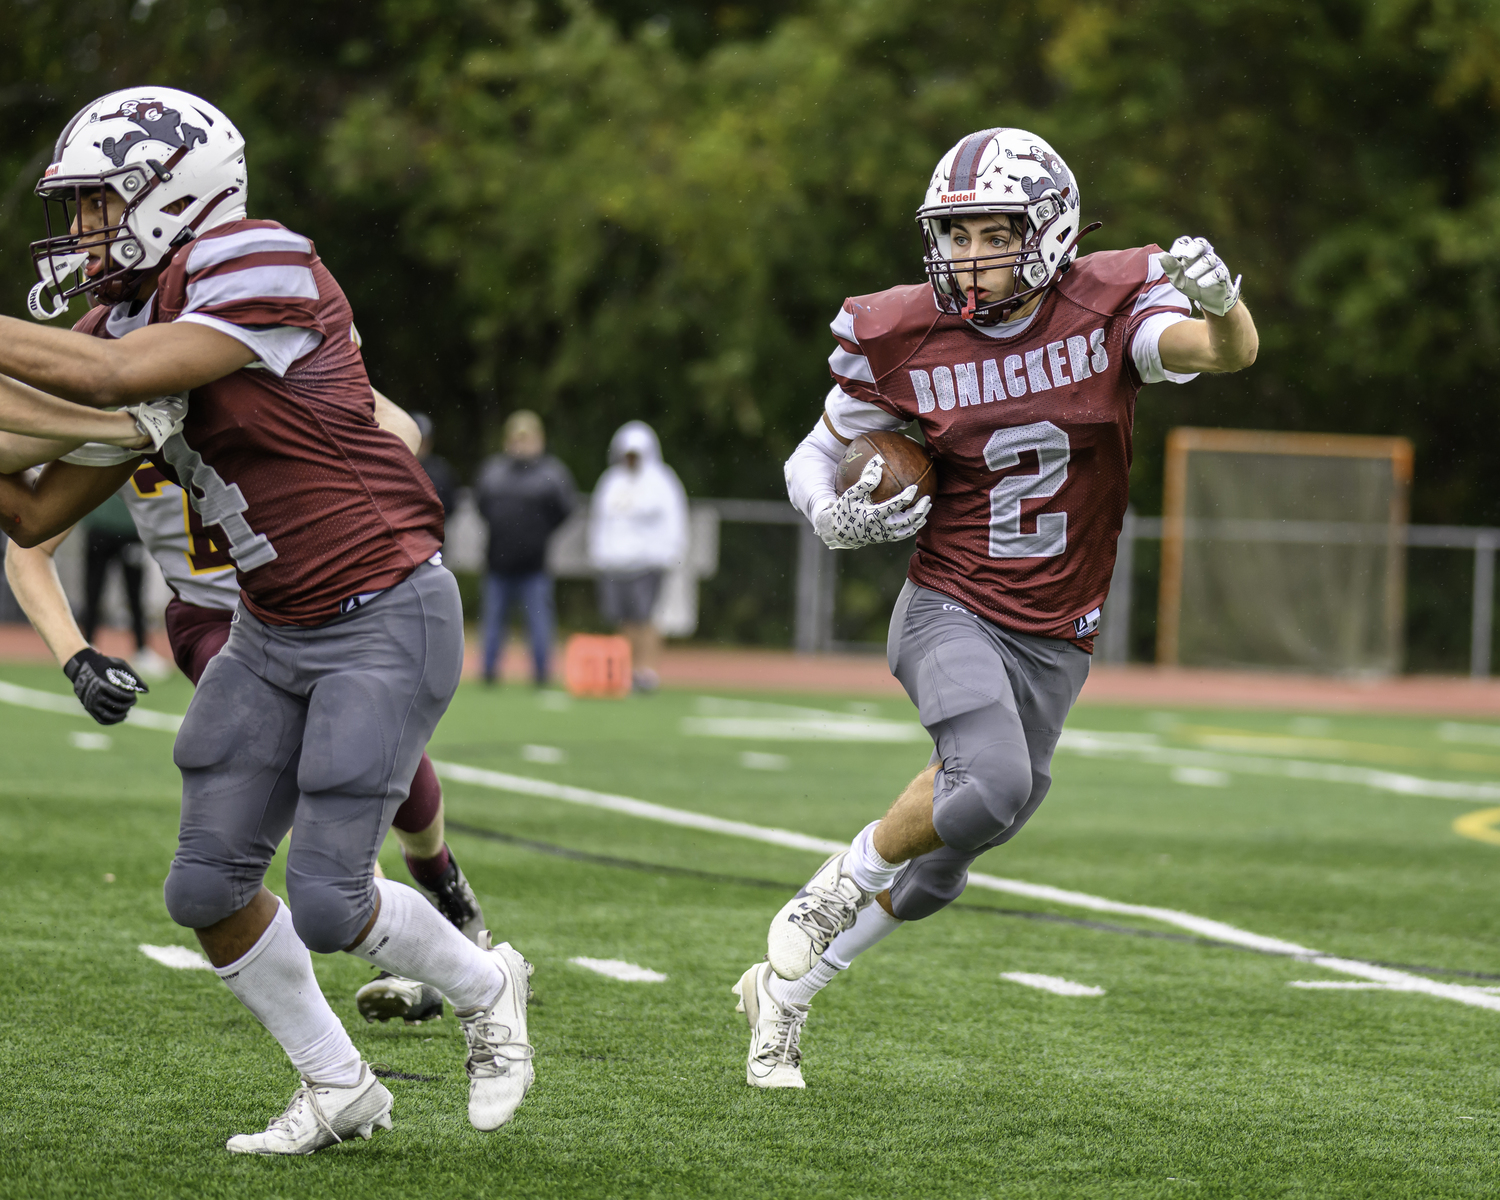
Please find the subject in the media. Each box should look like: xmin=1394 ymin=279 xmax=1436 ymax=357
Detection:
xmin=1002 ymin=971 xmax=1105 ymax=997
xmin=569 ymin=956 xmax=667 ymax=983
xmin=140 ymin=944 xmax=214 ymax=971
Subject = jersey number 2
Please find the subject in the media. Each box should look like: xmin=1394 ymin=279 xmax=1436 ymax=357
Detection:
xmin=984 ymin=420 xmax=1070 ymax=559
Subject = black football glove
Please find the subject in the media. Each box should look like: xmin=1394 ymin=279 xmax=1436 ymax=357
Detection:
xmin=62 ymin=648 xmax=148 ymax=726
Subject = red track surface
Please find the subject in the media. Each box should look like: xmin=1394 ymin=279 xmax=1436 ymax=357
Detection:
xmin=6 ymin=623 xmax=1500 ymax=719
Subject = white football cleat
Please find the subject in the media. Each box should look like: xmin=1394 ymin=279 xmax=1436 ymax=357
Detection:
xmin=767 ymin=851 xmax=872 ymax=980
xmin=225 ymin=1063 xmax=392 ymax=1155
xmin=459 ymin=931 xmax=535 ymax=1131
xmin=732 ymin=961 xmax=807 ymax=1089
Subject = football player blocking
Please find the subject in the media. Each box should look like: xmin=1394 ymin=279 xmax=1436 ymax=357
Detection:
xmin=736 ymin=127 xmax=1258 ymax=1088
xmin=0 ymin=88 xmax=535 ymax=1152
xmin=4 ymin=451 xmax=490 ymax=1028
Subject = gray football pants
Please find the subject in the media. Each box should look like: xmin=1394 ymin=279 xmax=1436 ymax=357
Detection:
xmin=163 ymin=563 xmax=464 ymax=953
xmin=884 ymin=582 xmax=1090 ymax=922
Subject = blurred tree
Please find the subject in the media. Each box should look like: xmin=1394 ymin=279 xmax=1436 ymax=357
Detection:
xmin=6 ymin=0 xmax=1500 ymax=520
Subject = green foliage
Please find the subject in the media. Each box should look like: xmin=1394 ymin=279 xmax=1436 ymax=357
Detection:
xmin=6 ymin=0 xmax=1500 ymax=514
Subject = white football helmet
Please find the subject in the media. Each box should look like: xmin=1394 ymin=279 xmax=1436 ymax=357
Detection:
xmin=917 ymin=127 xmax=1096 ymax=325
xmin=28 ymin=87 xmax=248 ymax=320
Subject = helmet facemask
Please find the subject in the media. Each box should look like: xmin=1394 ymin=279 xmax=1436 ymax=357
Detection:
xmin=921 ymin=205 xmax=1068 ymax=326
xmin=29 ymin=171 xmax=164 ymax=318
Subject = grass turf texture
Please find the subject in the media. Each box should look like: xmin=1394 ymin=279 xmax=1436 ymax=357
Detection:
xmin=1 ymin=664 xmax=1498 ymax=1198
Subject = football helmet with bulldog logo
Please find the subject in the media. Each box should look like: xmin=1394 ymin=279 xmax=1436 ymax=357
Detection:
xmin=28 ymin=86 xmax=247 ymax=319
xmin=917 ymin=127 xmax=1097 ymax=325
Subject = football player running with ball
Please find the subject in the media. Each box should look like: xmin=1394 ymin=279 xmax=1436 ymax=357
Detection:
xmin=0 ymin=87 xmax=533 ymax=1151
xmin=734 ymin=127 xmax=1257 ymax=1087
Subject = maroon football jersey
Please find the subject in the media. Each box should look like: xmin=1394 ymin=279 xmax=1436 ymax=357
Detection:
xmin=829 ymin=246 xmax=1191 ymax=648
xmin=75 ymin=219 xmax=443 ymax=626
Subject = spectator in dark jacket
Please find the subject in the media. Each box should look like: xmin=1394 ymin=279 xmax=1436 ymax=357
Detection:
xmin=475 ymin=410 xmax=576 ymax=684
xmin=410 ymin=412 xmax=458 ymax=516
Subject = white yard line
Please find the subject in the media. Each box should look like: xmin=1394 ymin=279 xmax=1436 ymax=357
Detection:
xmin=569 ymin=957 xmax=668 ymax=983
xmin=1002 ymin=972 xmax=1105 ymax=997
xmin=430 ymin=759 xmax=1500 ymax=1013
xmin=0 ymin=680 xmax=1494 ymax=1013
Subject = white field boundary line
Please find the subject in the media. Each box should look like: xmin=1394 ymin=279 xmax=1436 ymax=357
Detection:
xmin=1058 ymin=729 xmax=1500 ymax=804
xmin=430 ymin=760 xmax=1500 ymax=1014
xmin=0 ymin=681 xmax=1494 ymax=1013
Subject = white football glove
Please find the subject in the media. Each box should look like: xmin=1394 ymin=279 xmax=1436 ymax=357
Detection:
xmin=1158 ymin=236 xmax=1241 ymax=316
xmin=119 ymin=393 xmax=188 ymax=452
xmin=813 ymin=455 xmax=933 ymax=550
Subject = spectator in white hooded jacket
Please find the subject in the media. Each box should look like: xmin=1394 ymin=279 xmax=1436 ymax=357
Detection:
xmin=587 ymin=421 xmax=688 ymax=691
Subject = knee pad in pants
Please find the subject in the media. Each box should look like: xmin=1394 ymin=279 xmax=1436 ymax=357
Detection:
xmin=930 ymin=732 xmax=1036 ymax=853
xmin=285 ymin=867 xmax=376 ymax=954
xmin=163 ymin=855 xmax=242 ymax=930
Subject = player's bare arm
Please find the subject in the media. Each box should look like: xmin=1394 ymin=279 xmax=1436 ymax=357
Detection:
xmin=0 ymin=372 xmax=146 ymax=450
xmin=1154 ymin=237 xmax=1257 ymax=374
xmin=372 ymin=387 xmax=422 ymax=453
xmin=5 ymin=527 xmax=86 ymax=663
xmin=0 ymin=317 xmax=254 ymax=409
xmin=0 ymin=458 xmax=140 ymax=546
xmin=5 ymin=522 xmax=149 ymax=723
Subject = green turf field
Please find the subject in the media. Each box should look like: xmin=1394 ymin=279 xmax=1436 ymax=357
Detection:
xmin=2 ymin=662 xmax=1499 ymax=1199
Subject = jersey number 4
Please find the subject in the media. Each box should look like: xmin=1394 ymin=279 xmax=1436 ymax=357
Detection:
xmin=984 ymin=420 xmax=1070 ymax=559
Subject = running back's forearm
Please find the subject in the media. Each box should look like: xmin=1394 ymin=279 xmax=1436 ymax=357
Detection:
xmin=4 ymin=532 xmax=86 ymax=665
xmin=0 ymin=430 xmax=83 ymax=474
xmin=0 ymin=373 xmax=141 ymax=441
xmin=0 ymin=460 xmax=140 ymax=547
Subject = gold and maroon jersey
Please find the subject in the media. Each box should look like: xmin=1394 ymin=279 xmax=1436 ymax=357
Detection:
xmin=75 ymin=219 xmax=442 ymax=626
xmin=826 ymin=245 xmax=1194 ymax=648
xmin=122 ymin=463 xmax=239 ymax=612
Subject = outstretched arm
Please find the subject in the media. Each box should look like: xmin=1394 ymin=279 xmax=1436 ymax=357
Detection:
xmin=0 ymin=374 xmax=145 ymax=447
xmin=6 ymin=522 xmax=149 ymax=723
xmin=1154 ymin=236 xmax=1258 ymax=375
xmin=1157 ymin=303 xmax=1258 ymax=374
xmin=5 ymin=528 xmax=87 ymax=665
xmin=0 ymin=316 xmax=255 ymax=409
xmin=0 ymin=459 xmax=142 ymax=547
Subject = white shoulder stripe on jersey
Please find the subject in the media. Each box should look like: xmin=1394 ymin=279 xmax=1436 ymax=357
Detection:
xmin=829 ymin=307 xmax=858 ymax=345
xmin=176 ymin=313 xmax=323 ymax=378
xmin=186 ymin=228 xmax=313 ymax=275
xmin=823 ymin=383 xmax=904 ymax=438
xmin=184 ymin=264 xmax=320 ymax=314
xmin=828 ymin=345 xmax=875 ymax=384
xmin=1131 ymin=277 xmax=1192 ymax=317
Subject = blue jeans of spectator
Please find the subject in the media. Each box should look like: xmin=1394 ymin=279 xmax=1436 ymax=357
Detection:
xmin=483 ymin=570 xmax=554 ymax=684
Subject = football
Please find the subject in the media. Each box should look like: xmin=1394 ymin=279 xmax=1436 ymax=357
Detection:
xmin=834 ymin=430 xmax=937 ymax=505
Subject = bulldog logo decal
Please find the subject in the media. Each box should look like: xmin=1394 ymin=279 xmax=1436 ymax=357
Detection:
xmin=94 ymin=100 xmax=207 ymax=168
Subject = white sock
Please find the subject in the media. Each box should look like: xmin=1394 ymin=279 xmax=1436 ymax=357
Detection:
xmin=825 ymin=899 xmax=902 ymax=970
xmin=349 ymin=878 xmax=502 ymax=1012
xmin=847 ymin=820 xmax=902 ymax=894
xmin=214 ymin=900 xmax=362 ymax=1086
xmin=769 ymin=956 xmax=842 ymax=1008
